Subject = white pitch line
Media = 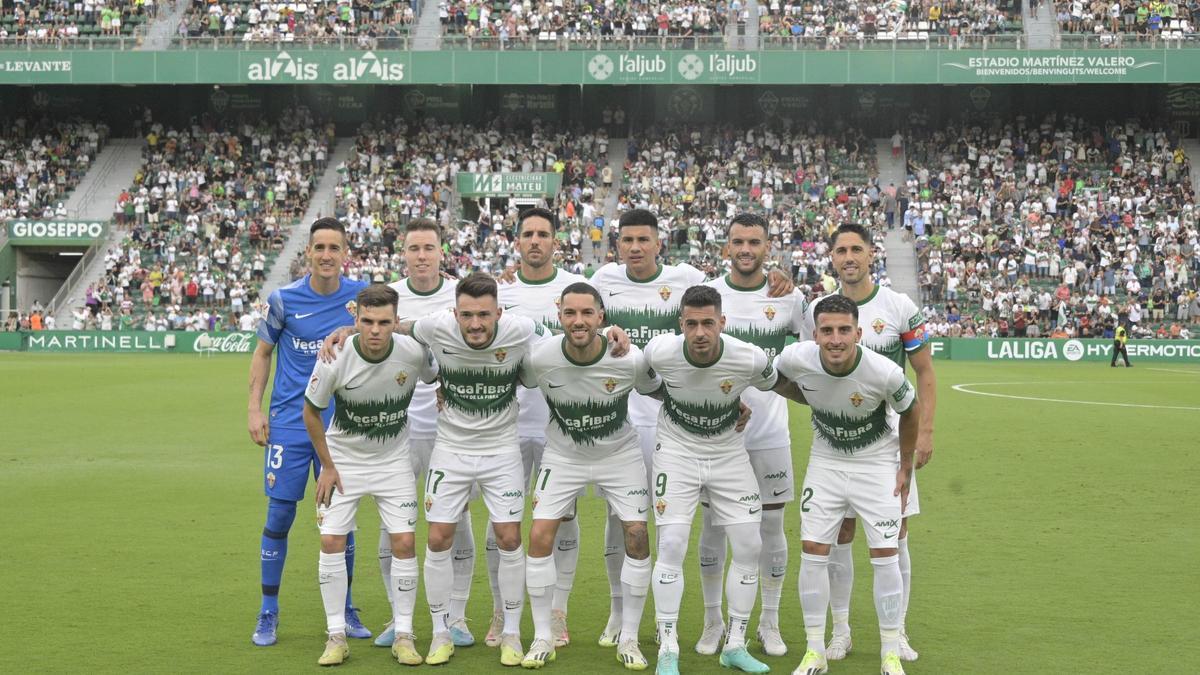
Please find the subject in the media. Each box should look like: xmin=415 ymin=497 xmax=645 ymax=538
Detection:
xmin=952 ymin=382 xmax=1200 ymax=411
xmin=1146 ymin=368 xmax=1200 ymax=375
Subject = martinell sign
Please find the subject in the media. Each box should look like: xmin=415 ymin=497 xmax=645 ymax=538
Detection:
xmin=929 ymin=338 xmax=1200 ymax=363
xmin=0 ymin=331 xmax=256 ymax=353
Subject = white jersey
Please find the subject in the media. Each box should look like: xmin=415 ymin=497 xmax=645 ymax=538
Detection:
xmin=304 ymin=334 xmax=437 ymax=472
xmin=520 ymin=335 xmax=661 ymax=460
xmin=644 ymin=333 xmax=778 ymax=458
xmin=808 ymin=285 xmax=927 ymax=369
xmin=774 ymin=341 xmax=916 ymax=473
xmin=706 ymin=274 xmax=809 ymax=450
xmin=388 ymin=276 xmax=458 ymax=440
xmin=498 ymin=267 xmax=588 ymax=439
xmin=412 ymin=311 xmax=546 ymax=456
xmin=591 ymin=261 xmax=706 ymax=427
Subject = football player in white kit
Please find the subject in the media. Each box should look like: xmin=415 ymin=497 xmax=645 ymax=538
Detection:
xmin=302 ymin=284 xmax=438 ymax=666
xmin=590 ymin=208 xmax=794 ymax=646
xmin=777 ymin=294 xmax=921 ymax=675
xmin=518 ymin=282 xmax=660 ymax=671
xmin=495 ymin=208 xmax=588 ymax=648
xmin=373 ymin=219 xmax=478 ymax=649
xmin=808 ymin=224 xmax=937 ymax=663
xmin=700 ymin=213 xmax=810 ymax=657
xmin=645 ymin=285 xmax=783 ymax=675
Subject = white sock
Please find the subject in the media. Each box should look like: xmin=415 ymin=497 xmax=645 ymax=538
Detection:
xmin=526 ymin=553 xmax=556 ymax=642
xmin=698 ymin=506 xmax=727 ymax=626
xmin=829 ymin=542 xmax=854 ymax=636
xmin=391 ymin=556 xmax=418 ymax=635
xmin=498 ymin=546 xmax=526 ymax=636
xmin=871 ymin=555 xmax=903 ymax=657
xmin=620 ymin=555 xmax=652 ymax=643
xmin=424 ymin=547 xmax=453 ymax=634
xmin=898 ymin=537 xmax=911 ymax=631
xmin=552 ymin=517 xmax=580 ymax=615
xmin=651 ymin=562 xmax=684 ymax=652
xmin=723 ymin=563 xmax=757 ymax=650
xmin=319 ymin=550 xmax=348 ymax=635
xmin=799 ymin=552 xmax=830 ymax=656
xmin=758 ymin=508 xmax=787 ymax=627
xmin=378 ymin=529 xmax=394 ymax=609
xmin=450 ymin=510 xmax=475 ymax=622
xmin=486 ymin=524 xmax=502 ymax=614
xmin=604 ymin=509 xmax=625 ymax=625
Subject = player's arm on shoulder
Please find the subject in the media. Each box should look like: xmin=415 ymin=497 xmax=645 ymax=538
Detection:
xmin=682 ymin=262 xmax=708 ymax=284
xmin=769 ymin=345 xmax=807 ymax=405
xmin=791 ymin=291 xmax=812 ymax=340
xmin=517 ymin=353 xmax=539 ymax=390
xmin=639 ymin=339 xmax=667 ymax=401
xmin=632 ymin=347 xmax=663 ymax=395
xmin=751 ymin=345 xmax=779 ymax=391
xmin=602 ymin=324 xmax=631 ymax=356
xmin=247 ymin=339 xmax=275 ymax=447
xmin=319 ymin=325 xmax=358 ymax=363
xmin=420 ymin=345 xmax=439 ymax=384
xmin=765 ymin=266 xmax=796 ymax=298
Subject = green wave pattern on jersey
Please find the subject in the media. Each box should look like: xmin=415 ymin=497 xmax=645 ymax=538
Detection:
xmin=810 ymin=401 xmax=892 ymax=453
xmin=439 ymin=365 xmax=520 ymax=415
xmin=332 ymin=390 xmax=416 ymax=442
xmin=724 ymin=325 xmax=789 ymax=360
xmin=604 ymin=306 xmax=680 ymax=348
xmin=661 ymin=390 xmax=741 ymax=438
xmin=546 ymin=393 xmax=630 ymax=445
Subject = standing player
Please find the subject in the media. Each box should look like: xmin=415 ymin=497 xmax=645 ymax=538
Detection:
xmin=644 ymin=285 xmax=781 ymax=675
xmin=302 ymin=285 xmax=438 ymax=666
xmin=810 ymin=223 xmax=936 ymax=662
xmin=494 ymin=207 xmax=588 ymax=648
xmin=374 ymin=218 xmax=477 ymax=649
xmin=589 ymin=208 xmax=792 ymax=645
xmin=776 ymin=295 xmax=921 ymax=675
xmin=518 ymin=282 xmax=660 ymax=670
xmin=247 ymin=218 xmax=369 ymax=646
xmin=700 ymin=213 xmax=809 ymax=657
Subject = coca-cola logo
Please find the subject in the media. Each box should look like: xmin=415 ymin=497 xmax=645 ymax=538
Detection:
xmin=193 ymin=332 xmax=255 ymax=353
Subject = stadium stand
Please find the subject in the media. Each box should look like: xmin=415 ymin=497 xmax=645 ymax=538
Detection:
xmin=0 ymin=0 xmax=152 ymax=43
xmin=1056 ymin=0 xmax=1198 ymax=45
xmin=437 ymin=0 xmax=730 ymax=42
xmin=759 ymin=0 xmax=1023 ymax=45
xmin=0 ymin=118 xmax=109 ymax=221
xmin=904 ymin=114 xmax=1200 ymax=339
xmin=179 ymin=0 xmax=415 ymax=42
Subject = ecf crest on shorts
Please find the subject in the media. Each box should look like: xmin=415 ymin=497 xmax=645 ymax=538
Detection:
xmin=266 ymin=472 xmax=276 ymax=488
xmin=655 ymin=498 xmax=668 ymax=516
xmin=424 ymin=494 xmax=434 ymax=511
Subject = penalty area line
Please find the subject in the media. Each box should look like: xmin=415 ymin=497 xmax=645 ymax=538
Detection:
xmin=951 ymin=382 xmax=1200 ymax=411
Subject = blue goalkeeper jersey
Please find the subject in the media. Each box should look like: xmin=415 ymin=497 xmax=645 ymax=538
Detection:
xmin=257 ymin=275 xmax=368 ymax=431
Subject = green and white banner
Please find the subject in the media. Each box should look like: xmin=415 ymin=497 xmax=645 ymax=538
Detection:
xmin=929 ymin=338 xmax=1200 ymax=362
xmin=5 ymin=331 xmax=256 ymax=353
xmin=456 ymin=172 xmax=562 ymax=198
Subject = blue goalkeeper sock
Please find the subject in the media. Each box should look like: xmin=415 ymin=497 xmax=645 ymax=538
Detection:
xmin=260 ymin=498 xmax=297 ymax=615
xmin=344 ymin=532 xmax=356 ymax=609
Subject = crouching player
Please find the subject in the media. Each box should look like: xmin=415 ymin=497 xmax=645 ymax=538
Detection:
xmin=302 ymin=285 xmax=438 ymax=666
xmin=518 ymin=282 xmax=662 ymax=670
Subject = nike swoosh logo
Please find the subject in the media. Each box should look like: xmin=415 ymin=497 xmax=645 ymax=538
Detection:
xmin=770 ymin=573 xmax=785 ymax=578
xmin=883 ymin=532 xmax=896 ymax=539
xmin=749 ymin=507 xmax=761 ymax=514
xmin=604 ymin=551 xmax=620 ymax=557
xmin=294 ymin=312 xmax=315 ymax=319
xmin=556 ymin=546 xmax=576 ymax=552
xmin=509 ymin=509 xmax=522 ymax=515
xmin=407 ymin=519 xmax=417 ymax=526
xmin=453 ymin=555 xmax=472 ymax=561
xmin=344 ymin=384 xmax=364 ymax=390
xmin=503 ymin=304 xmax=520 ymax=310
xmin=442 ymin=349 xmax=461 ymax=356
xmin=637 ymin=507 xmax=648 ymax=513
xmin=547 ymin=383 xmax=567 ymax=389
xmin=658 ymin=578 xmax=679 ymax=584
xmin=801 ymin=385 xmax=818 ymax=392
xmin=773 ymin=489 xmax=790 ymax=496
xmin=607 ymin=291 xmax=627 ymax=297
xmin=739 ymin=579 xmax=757 ymax=585
xmin=699 ymin=562 xmax=716 ymax=568
xmin=398 ymin=587 xmax=416 ymax=592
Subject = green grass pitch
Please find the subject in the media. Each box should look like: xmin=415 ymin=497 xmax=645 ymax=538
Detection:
xmin=1 ymin=354 xmax=1195 ymax=673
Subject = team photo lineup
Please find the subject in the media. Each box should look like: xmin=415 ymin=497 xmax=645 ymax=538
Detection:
xmin=246 ymin=207 xmax=933 ymax=675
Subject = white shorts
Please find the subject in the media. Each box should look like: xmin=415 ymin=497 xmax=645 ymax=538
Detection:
xmin=317 ymin=468 xmax=418 ymax=536
xmin=424 ymin=448 xmax=526 ymax=524
xmin=652 ymin=449 xmax=762 ymax=527
xmin=801 ymin=465 xmax=901 ymax=549
xmin=748 ymin=446 xmax=795 ymax=505
xmin=520 ymin=436 xmax=547 ymax=484
xmin=842 ymin=465 xmax=920 ymax=518
xmin=411 ymin=437 xmax=435 ymax=485
xmin=533 ymin=448 xmax=650 ymax=522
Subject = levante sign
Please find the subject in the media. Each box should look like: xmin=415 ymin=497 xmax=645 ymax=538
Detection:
xmin=0 ymin=49 xmax=1194 ymax=86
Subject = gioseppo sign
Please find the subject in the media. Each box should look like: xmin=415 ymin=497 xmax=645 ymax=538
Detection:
xmin=7 ymin=220 xmax=105 ymax=240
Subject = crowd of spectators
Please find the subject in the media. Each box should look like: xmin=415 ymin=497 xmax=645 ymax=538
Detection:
xmin=758 ymin=0 xmax=1021 ymax=44
xmin=438 ymin=0 xmax=729 ymax=42
xmin=898 ymin=113 xmax=1199 ymax=339
xmin=0 ymin=118 xmax=108 ymax=222
xmin=0 ymin=0 xmax=153 ymax=43
xmin=180 ymin=0 xmax=414 ymax=42
xmin=1056 ymin=0 xmax=1198 ymax=41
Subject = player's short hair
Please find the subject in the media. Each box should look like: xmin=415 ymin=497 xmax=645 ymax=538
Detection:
xmin=356 ymin=283 xmax=399 ymax=314
xmin=727 ymin=213 xmax=769 ymax=237
xmin=829 ymin=223 xmax=872 ymax=249
xmin=560 ymin=281 xmax=604 ymax=310
xmin=456 ymin=272 xmax=498 ymax=301
xmin=517 ymin=207 xmax=558 ymax=235
xmin=619 ymin=208 xmax=657 ymax=230
xmin=680 ymin=285 xmax=722 ymax=313
xmin=813 ymin=294 xmax=859 ymax=322
xmin=404 ymin=217 xmax=443 ymax=244
xmin=309 ymin=217 xmax=347 ymax=241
